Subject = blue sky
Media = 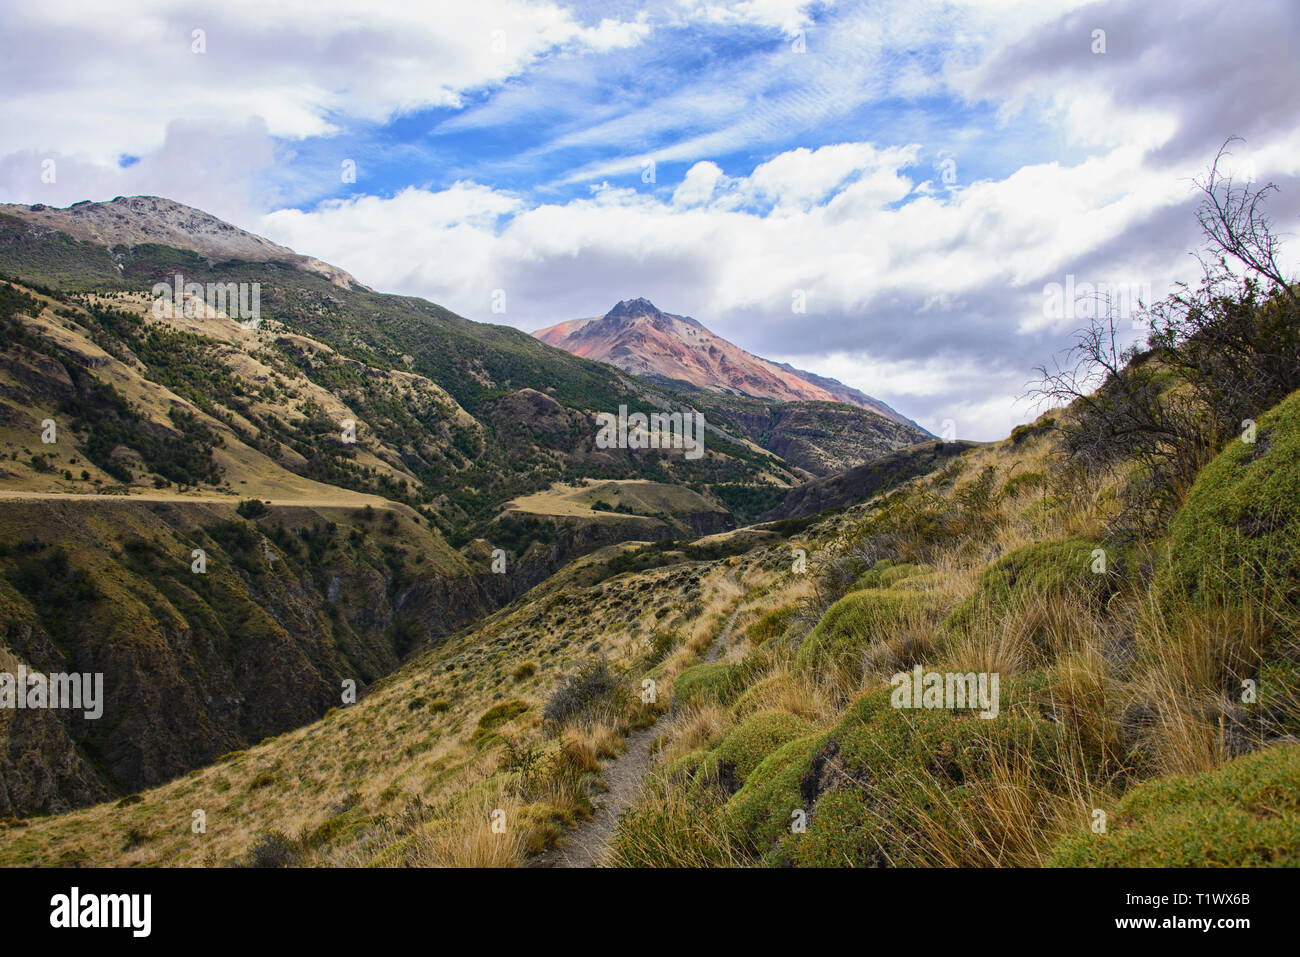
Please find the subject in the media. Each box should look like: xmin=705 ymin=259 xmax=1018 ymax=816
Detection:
xmin=2 ymin=0 xmax=1298 ymax=438
xmin=266 ymin=4 xmax=1071 ymax=214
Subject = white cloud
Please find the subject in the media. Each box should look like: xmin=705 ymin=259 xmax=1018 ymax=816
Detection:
xmin=672 ymin=161 xmax=725 ymax=206
xmin=0 ymin=119 xmax=280 ymax=228
xmin=742 ymin=143 xmax=914 ymax=210
xmin=0 ymin=0 xmax=651 ymax=164
xmin=673 ymin=0 xmax=827 ymax=35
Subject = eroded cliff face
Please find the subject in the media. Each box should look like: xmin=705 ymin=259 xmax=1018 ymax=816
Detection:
xmin=0 ymin=498 xmax=502 ymax=816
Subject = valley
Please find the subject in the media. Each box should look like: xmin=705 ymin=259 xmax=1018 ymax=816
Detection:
xmin=1 ymin=186 xmax=1298 ymax=873
xmin=0 ymin=197 xmax=931 ymax=825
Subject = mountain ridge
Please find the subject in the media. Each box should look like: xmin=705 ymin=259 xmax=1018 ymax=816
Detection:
xmin=0 ymin=195 xmax=364 ymax=290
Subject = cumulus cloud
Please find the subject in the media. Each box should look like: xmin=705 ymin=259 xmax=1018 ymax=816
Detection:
xmin=0 ymin=119 xmax=281 ymax=231
xmin=672 ymin=161 xmax=725 ymax=207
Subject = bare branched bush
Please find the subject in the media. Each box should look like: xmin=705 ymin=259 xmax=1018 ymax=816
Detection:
xmin=1031 ymin=140 xmax=1300 ymax=537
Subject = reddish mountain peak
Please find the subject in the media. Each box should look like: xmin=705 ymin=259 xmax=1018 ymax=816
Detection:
xmin=605 ymin=297 xmax=661 ymax=321
xmin=533 ymin=301 xmax=926 ymax=432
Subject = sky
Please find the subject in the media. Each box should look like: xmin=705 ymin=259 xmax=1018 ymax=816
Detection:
xmin=2 ymin=0 xmax=1298 ymax=439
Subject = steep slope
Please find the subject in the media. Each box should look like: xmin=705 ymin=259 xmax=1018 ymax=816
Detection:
xmin=5 ymin=388 xmax=1297 ymax=867
xmin=0 ymin=541 xmax=753 ymax=865
xmin=0 ymin=494 xmax=496 ymax=817
xmin=759 ymin=439 xmax=982 ymax=521
xmin=534 ymin=297 xmax=922 ymax=429
xmin=0 ymin=203 xmax=806 ymax=545
xmin=0 ymin=198 xmax=936 ymax=823
xmin=691 ymin=392 xmax=934 ymax=478
xmin=0 ymin=206 xmax=798 ymax=816
xmin=0 ymin=280 xmax=538 ymax=815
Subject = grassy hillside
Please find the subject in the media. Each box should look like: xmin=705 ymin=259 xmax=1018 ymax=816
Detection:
xmin=0 ymin=206 xmax=936 ymax=538
xmin=0 ymin=216 xmax=878 ymax=522
xmin=2 ymin=176 xmax=1297 ymax=868
xmin=0 ymin=492 xmax=518 ymax=816
xmin=6 ymin=379 xmax=1296 ymax=864
xmin=606 ymin=390 xmax=1300 ymax=867
xmin=0 ymin=549 xmax=748 ymax=865
xmin=0 ymin=209 xmax=924 ymax=823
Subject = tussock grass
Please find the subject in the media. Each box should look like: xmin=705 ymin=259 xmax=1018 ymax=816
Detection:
xmin=608 ymin=407 xmax=1300 ymax=868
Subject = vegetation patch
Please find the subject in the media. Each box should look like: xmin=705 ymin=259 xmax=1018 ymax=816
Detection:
xmin=1154 ymin=389 xmax=1300 ymax=620
xmin=471 ymin=700 xmax=531 ymax=747
xmin=1051 ymin=744 xmax=1300 ymax=867
xmin=672 ymin=662 xmax=747 ymax=710
xmin=795 ymin=589 xmax=926 ymax=678
xmin=780 ymin=687 xmax=1059 ymax=867
xmin=709 ymin=710 xmax=813 ymax=793
xmin=945 ymin=538 xmax=1118 ymax=633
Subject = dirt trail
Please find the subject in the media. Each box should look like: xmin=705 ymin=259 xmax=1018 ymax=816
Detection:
xmin=0 ymin=489 xmax=386 ymax=508
xmin=535 ymin=584 xmax=743 ymax=868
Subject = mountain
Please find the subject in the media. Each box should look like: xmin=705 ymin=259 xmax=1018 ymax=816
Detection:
xmin=0 ymin=195 xmax=362 ymax=290
xmin=0 ymin=196 xmax=925 ymax=811
xmin=534 ymin=297 xmax=926 ymax=431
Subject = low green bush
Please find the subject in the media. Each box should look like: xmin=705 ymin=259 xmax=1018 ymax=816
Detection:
xmin=1051 ymin=744 xmax=1300 ymax=866
xmin=673 ymin=662 xmax=747 ymax=710
xmin=795 ymin=589 xmax=925 ymax=677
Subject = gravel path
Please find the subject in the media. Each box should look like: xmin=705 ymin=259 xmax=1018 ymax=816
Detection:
xmin=534 ymin=589 xmax=743 ymax=868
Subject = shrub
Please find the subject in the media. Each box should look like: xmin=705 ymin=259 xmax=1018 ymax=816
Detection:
xmin=731 ymin=675 xmax=793 ymax=717
xmin=1051 ymin=744 xmax=1300 ymax=866
xmin=672 ymin=662 xmax=746 ymax=710
xmin=246 ymin=830 xmax=300 ymax=868
xmin=795 ymin=589 xmax=925 ymax=677
xmin=1154 ymin=388 xmax=1300 ymax=621
xmin=788 ymin=687 xmax=1060 ymax=867
xmin=746 ymin=606 xmax=795 ymax=645
xmin=606 ymin=790 xmax=741 ymax=868
xmin=1033 ymin=152 xmax=1300 ymax=535
xmin=236 ymin=499 xmax=269 ymax=519
xmin=543 ymin=660 xmax=619 ymax=726
xmin=1000 ymin=470 xmax=1046 ymax=499
xmin=725 ymin=732 xmax=823 ymax=861
xmin=645 ymin=630 xmax=677 ymax=662
xmin=512 ymin=661 xmax=538 ymax=681
xmin=851 ymin=560 xmax=932 ymax=592
xmin=248 ymin=770 xmax=279 ymax=790
xmin=305 ymin=806 xmax=376 ymax=850
xmin=945 ymin=538 xmax=1118 ymax=634
xmin=477 ymin=700 xmax=530 ymax=732
xmin=710 ymin=710 xmax=813 ymax=792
